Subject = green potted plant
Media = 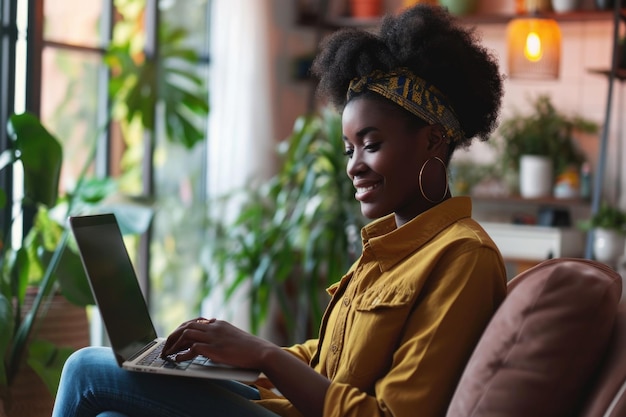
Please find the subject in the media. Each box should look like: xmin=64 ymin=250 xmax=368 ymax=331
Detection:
xmin=0 ymin=113 xmax=152 ymax=416
xmin=578 ymin=203 xmax=626 ymax=265
xmin=578 ymin=204 xmax=626 ymax=233
xmin=494 ymin=94 xmax=598 ymax=198
xmin=203 ymin=108 xmax=365 ymax=345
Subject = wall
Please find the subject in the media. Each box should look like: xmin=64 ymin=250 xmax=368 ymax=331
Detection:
xmin=470 ymin=11 xmax=619 ymax=204
xmin=268 ymin=0 xmax=624 ymax=205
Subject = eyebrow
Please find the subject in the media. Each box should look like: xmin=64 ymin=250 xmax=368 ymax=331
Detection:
xmin=343 ymin=126 xmax=380 ymax=143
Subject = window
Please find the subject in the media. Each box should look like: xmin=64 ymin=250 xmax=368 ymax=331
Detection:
xmin=1 ymin=0 xmax=212 ymax=334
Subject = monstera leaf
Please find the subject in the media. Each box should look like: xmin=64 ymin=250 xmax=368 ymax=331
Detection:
xmin=6 ymin=112 xmax=62 ymax=207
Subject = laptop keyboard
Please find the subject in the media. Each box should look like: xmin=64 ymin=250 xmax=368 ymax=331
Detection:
xmin=137 ymin=341 xmax=212 ymax=370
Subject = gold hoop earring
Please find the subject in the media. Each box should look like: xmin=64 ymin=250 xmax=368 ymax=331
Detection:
xmin=419 ymin=157 xmax=449 ymax=204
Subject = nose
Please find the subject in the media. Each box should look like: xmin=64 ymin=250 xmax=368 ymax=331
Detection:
xmin=346 ymin=148 xmax=367 ymax=179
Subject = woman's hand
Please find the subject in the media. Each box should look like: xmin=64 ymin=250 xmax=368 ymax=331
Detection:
xmin=162 ymin=317 xmax=330 ymax=417
xmin=160 ymin=317 xmax=275 ymax=370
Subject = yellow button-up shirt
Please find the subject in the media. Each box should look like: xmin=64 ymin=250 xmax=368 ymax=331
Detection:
xmin=256 ymin=197 xmax=507 ymax=417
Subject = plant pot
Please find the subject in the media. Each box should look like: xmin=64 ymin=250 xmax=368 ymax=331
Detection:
xmin=402 ymin=0 xmax=439 ymax=7
xmin=525 ymin=0 xmax=553 ymax=11
xmin=439 ymin=0 xmax=479 ymax=15
xmin=593 ymin=0 xmax=626 ymax=9
xmin=519 ymin=155 xmax=553 ymax=198
xmin=551 ymin=0 xmax=580 ymax=12
xmin=4 ymin=290 xmax=90 ymax=417
xmin=349 ymin=0 xmax=382 ymax=18
xmin=593 ymin=228 xmax=626 ymax=266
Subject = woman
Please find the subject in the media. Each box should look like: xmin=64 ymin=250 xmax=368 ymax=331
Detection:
xmin=52 ymin=4 xmax=506 ymax=417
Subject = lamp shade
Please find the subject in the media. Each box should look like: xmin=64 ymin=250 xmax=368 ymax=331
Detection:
xmin=507 ymin=18 xmax=561 ymax=79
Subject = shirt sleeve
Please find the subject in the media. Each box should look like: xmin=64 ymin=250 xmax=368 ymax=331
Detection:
xmin=283 ymin=338 xmax=319 ymax=364
xmin=323 ymin=246 xmax=506 ymax=417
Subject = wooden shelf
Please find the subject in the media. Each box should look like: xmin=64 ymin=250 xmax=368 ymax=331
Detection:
xmin=461 ymin=10 xmax=613 ymax=24
xmin=588 ymin=68 xmax=626 ymax=81
xmin=299 ymin=10 xmax=614 ymax=29
xmin=472 ymin=195 xmax=591 ymax=207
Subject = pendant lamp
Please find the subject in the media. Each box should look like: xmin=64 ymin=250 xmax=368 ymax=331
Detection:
xmin=507 ymin=17 xmax=562 ymax=79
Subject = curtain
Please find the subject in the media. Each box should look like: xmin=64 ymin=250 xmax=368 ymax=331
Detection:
xmin=203 ymin=0 xmax=275 ymax=330
xmin=207 ymin=0 xmax=275 ymax=197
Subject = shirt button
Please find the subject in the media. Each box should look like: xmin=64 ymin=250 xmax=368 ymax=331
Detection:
xmin=331 ymin=344 xmax=338 ymax=353
xmin=343 ymin=297 xmax=350 ymax=306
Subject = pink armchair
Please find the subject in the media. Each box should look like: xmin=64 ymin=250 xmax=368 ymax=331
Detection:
xmin=446 ymin=258 xmax=626 ymax=417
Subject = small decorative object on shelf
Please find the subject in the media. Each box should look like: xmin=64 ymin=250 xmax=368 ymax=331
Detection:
xmin=526 ymin=0 xmax=553 ymax=12
xmin=594 ymin=0 xmax=614 ymax=10
xmin=593 ymin=228 xmax=625 ymax=266
xmin=579 ymin=161 xmax=592 ymax=200
xmin=349 ymin=0 xmax=382 ymax=18
xmin=578 ymin=203 xmax=626 ymax=266
xmin=553 ymin=165 xmax=581 ymax=199
xmin=403 ymin=0 xmax=438 ymax=7
xmin=296 ymin=0 xmax=320 ymax=24
xmin=439 ymin=0 xmax=479 ymax=16
xmin=520 ymin=154 xmax=553 ymax=198
xmin=551 ymin=0 xmax=580 ymax=13
xmin=493 ymin=94 xmax=598 ymax=199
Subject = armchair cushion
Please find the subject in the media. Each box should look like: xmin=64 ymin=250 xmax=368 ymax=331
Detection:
xmin=446 ymin=258 xmax=622 ymax=417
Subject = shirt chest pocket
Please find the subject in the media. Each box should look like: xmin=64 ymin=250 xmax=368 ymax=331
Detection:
xmin=355 ymin=285 xmax=414 ymax=311
xmin=344 ymin=285 xmax=416 ymax=381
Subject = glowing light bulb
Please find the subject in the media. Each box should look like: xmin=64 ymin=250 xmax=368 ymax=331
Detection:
xmin=524 ymin=32 xmax=543 ymax=62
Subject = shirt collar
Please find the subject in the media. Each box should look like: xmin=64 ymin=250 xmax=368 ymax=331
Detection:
xmin=361 ymin=197 xmax=473 ymax=271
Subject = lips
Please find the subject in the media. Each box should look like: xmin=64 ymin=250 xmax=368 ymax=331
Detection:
xmin=354 ymin=181 xmax=382 ymax=201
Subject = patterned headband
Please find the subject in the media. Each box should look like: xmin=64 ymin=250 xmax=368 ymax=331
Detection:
xmin=347 ymin=68 xmax=464 ymax=142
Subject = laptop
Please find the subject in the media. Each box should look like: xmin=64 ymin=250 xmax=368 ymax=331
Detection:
xmin=68 ymin=213 xmax=260 ymax=382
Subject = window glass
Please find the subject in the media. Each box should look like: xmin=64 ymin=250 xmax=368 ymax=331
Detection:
xmin=33 ymin=0 xmax=212 ymax=335
xmin=44 ymin=1 xmax=104 ymax=47
xmin=40 ymin=47 xmax=103 ymax=194
xmin=149 ymin=0 xmax=211 ymax=333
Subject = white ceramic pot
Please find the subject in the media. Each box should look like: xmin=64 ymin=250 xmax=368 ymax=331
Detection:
xmin=551 ymin=0 xmax=580 ymax=12
xmin=519 ymin=155 xmax=553 ymax=198
xmin=593 ymin=228 xmax=626 ymax=266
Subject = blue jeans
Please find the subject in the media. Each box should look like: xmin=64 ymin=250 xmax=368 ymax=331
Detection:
xmin=52 ymin=347 xmax=281 ymax=417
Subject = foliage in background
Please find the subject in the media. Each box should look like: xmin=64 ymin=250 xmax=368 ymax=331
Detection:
xmin=103 ymin=0 xmax=211 ymax=333
xmin=448 ymin=160 xmax=500 ymax=196
xmin=578 ymin=203 xmax=626 ymax=234
xmin=494 ymin=94 xmax=598 ymax=177
xmin=105 ymin=0 xmax=209 ymax=194
xmin=0 ymin=113 xmax=152 ymax=406
xmin=203 ymin=108 xmax=365 ymax=344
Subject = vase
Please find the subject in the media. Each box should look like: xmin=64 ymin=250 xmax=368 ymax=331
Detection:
xmin=3 ymin=290 xmax=90 ymax=417
xmin=551 ymin=0 xmax=580 ymax=12
xmin=439 ymin=0 xmax=479 ymax=15
xmin=349 ymin=0 xmax=382 ymax=18
xmin=525 ymin=0 xmax=553 ymax=11
xmin=519 ymin=155 xmax=553 ymax=198
xmin=402 ymin=0 xmax=439 ymax=7
xmin=593 ymin=228 xmax=626 ymax=266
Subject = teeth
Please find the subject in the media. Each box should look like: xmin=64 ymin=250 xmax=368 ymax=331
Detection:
xmin=356 ymin=183 xmax=379 ymax=193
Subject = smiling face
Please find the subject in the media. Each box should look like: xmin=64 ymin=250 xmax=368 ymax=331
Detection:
xmin=342 ymin=96 xmax=450 ymax=226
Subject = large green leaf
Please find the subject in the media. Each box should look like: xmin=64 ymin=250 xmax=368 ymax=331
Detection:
xmin=6 ymin=113 xmax=63 ymax=207
xmin=26 ymin=339 xmax=74 ymax=396
xmin=203 ymin=108 xmax=364 ymax=342
xmin=47 ymin=248 xmax=94 ymax=307
xmin=0 ymin=294 xmax=13 ymax=387
xmin=105 ymin=24 xmax=208 ymax=150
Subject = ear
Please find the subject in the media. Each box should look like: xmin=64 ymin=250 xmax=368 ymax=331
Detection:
xmin=426 ymin=124 xmax=450 ymax=151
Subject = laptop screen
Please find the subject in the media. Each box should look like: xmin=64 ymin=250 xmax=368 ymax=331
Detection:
xmin=69 ymin=214 xmax=157 ymax=365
